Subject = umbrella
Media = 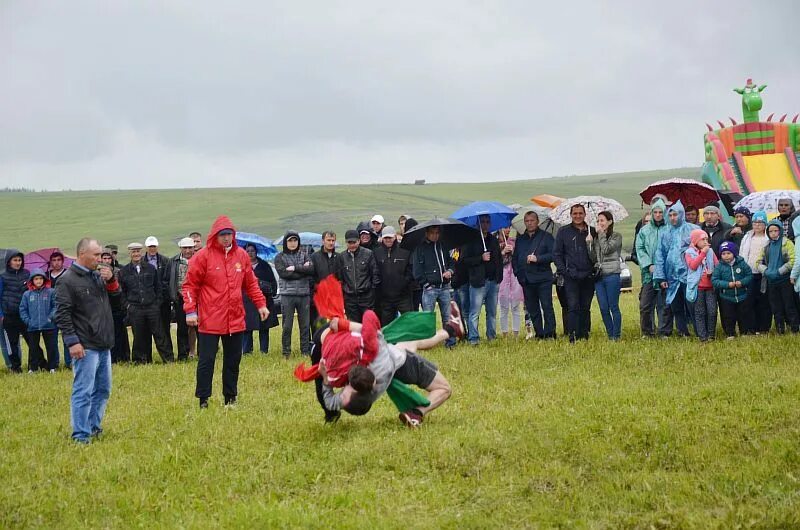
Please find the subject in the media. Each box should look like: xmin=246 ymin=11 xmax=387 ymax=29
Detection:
xmin=531 ymin=194 xmax=565 ymax=208
xmin=550 ymin=196 xmax=629 ymax=226
xmin=508 ymin=204 xmax=560 ymax=236
xmin=640 ymin=178 xmax=719 ymax=208
xmin=451 ymin=201 xmax=517 ymax=251
xmin=24 ymin=248 xmax=75 ymax=272
xmin=399 ymin=217 xmax=479 ymax=251
xmin=0 ymin=249 xmax=11 ymax=274
xmin=717 ymin=190 xmax=744 ymax=216
xmin=273 ymin=232 xmax=335 ymax=249
xmin=451 ymin=201 xmax=518 ymax=233
xmin=734 ymin=190 xmax=800 ymax=215
xmin=236 ymin=232 xmax=278 ymax=262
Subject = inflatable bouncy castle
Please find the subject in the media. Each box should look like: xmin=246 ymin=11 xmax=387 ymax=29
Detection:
xmin=703 ymin=79 xmax=800 ymax=195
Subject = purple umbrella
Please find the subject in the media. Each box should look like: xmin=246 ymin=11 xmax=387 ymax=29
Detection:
xmin=24 ymin=248 xmax=74 ymax=272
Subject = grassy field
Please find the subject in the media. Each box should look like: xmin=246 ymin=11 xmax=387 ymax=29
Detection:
xmin=2 ymin=170 xmax=799 ymax=528
xmin=0 ymin=168 xmax=696 ymax=254
xmin=1 ymin=292 xmax=799 ymax=528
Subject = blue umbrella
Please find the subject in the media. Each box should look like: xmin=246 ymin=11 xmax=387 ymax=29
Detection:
xmin=274 ymin=232 xmax=338 ymax=249
xmin=236 ymin=232 xmax=278 ymax=262
xmin=451 ymin=201 xmax=518 ymax=233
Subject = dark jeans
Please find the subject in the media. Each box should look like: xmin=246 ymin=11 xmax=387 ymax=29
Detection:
xmin=129 ymin=304 xmax=174 ymax=364
xmin=174 ymin=296 xmax=190 ymax=360
xmin=281 ymin=295 xmax=310 ymax=356
xmin=563 ymin=276 xmax=594 ymax=341
xmin=639 ymin=282 xmax=666 ymax=337
xmin=522 ymin=280 xmax=556 ymax=338
xmin=344 ymin=291 xmax=375 ymax=323
xmin=747 ymin=275 xmax=772 ymax=333
xmin=160 ymin=301 xmax=174 ymax=354
xmin=768 ymin=282 xmax=800 ymax=333
xmin=27 ymin=329 xmax=59 ymax=371
xmin=662 ymin=284 xmax=690 ymax=337
xmin=555 ymin=282 xmax=569 ymax=337
xmin=111 ymin=311 xmax=130 ymax=363
xmin=378 ymin=293 xmax=413 ymax=326
xmin=411 ymin=289 xmax=422 ymax=312
xmin=0 ymin=313 xmax=28 ymax=371
xmin=718 ymin=298 xmax=749 ymax=337
xmin=243 ymin=327 xmax=270 ymax=354
xmin=195 ymin=332 xmax=244 ymax=400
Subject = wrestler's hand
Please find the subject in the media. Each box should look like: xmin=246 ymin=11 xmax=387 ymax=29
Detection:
xmin=329 ymin=317 xmax=339 ymax=332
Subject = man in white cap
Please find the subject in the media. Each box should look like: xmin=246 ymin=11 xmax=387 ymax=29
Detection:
xmin=118 ymin=242 xmax=174 ymax=363
xmin=167 ymin=238 xmax=197 ymax=360
xmin=373 ymin=226 xmax=413 ymax=325
xmin=371 ymin=215 xmax=385 ymax=238
xmin=144 ymin=236 xmax=173 ymax=353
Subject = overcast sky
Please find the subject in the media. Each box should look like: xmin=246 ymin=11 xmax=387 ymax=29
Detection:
xmin=1 ymin=1 xmax=797 ymax=191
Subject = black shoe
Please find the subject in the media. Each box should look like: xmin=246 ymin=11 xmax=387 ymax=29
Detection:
xmin=224 ymin=396 xmax=237 ymax=407
xmin=324 ymin=410 xmax=341 ymax=423
xmin=199 ymin=398 xmax=209 ymax=409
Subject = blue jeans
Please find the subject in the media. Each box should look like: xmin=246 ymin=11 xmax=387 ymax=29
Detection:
xmin=468 ymin=281 xmax=498 ymax=343
xmin=595 ymin=274 xmax=622 ymax=339
xmin=421 ymin=286 xmax=452 ymax=327
xmin=70 ymin=349 xmax=112 ymax=442
xmin=456 ymin=284 xmax=471 ymax=325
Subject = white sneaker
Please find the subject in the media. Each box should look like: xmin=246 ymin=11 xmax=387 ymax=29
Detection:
xmin=50 ymin=369 xmax=56 ymax=373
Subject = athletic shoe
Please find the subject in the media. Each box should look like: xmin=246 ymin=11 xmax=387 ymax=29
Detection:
xmin=324 ymin=411 xmax=341 ymax=424
xmin=224 ymin=396 xmax=237 ymax=407
xmin=199 ymin=398 xmax=209 ymax=409
xmin=399 ymin=409 xmax=424 ymax=428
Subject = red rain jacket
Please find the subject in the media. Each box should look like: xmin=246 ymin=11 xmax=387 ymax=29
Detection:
xmin=183 ymin=215 xmax=266 ymax=335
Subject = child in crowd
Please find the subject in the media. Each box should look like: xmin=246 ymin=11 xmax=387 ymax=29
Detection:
xmin=712 ymin=242 xmax=752 ymax=338
xmin=497 ymin=227 xmax=524 ymax=337
xmin=757 ymin=220 xmax=798 ymax=334
xmin=739 ymin=211 xmax=772 ymax=333
xmin=685 ymin=229 xmax=718 ymax=341
xmin=19 ymin=269 xmax=59 ymax=372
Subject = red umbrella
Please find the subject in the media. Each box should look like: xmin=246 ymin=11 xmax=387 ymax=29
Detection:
xmin=640 ymin=178 xmax=719 ymax=208
xmin=24 ymin=248 xmax=74 ymax=272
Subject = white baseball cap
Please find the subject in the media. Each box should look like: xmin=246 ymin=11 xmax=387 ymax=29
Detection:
xmin=371 ymin=214 xmax=385 ymax=224
xmin=145 ymin=236 xmax=159 ymax=247
xmin=178 ymin=237 xmax=195 ymax=248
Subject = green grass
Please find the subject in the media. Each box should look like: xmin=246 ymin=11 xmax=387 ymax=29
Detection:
xmin=3 ymin=170 xmax=798 ymax=527
xmin=2 ymin=292 xmax=799 ymax=528
xmin=0 ymin=168 xmax=696 ymax=254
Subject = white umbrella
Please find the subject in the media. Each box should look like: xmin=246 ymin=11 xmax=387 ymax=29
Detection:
xmin=550 ymin=196 xmax=629 ymax=226
xmin=734 ymin=190 xmax=800 ymax=215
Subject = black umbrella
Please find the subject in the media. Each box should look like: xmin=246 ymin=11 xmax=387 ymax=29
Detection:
xmin=399 ymin=217 xmax=479 ymax=251
xmin=717 ymin=190 xmax=744 ymax=216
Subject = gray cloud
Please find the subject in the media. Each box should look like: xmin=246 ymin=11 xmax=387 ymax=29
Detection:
xmin=1 ymin=0 xmax=797 ymax=189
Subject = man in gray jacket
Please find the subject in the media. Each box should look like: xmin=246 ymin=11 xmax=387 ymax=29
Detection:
xmin=274 ymin=231 xmax=314 ymax=358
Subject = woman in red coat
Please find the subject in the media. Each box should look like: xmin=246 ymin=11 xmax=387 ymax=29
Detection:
xmin=183 ymin=215 xmax=268 ymax=408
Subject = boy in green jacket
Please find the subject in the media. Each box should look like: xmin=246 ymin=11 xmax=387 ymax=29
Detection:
xmin=711 ymin=241 xmax=752 ymax=338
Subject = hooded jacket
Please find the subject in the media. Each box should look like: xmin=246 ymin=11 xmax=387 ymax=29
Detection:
xmin=274 ymin=230 xmax=314 ymax=296
xmin=684 ymin=230 xmax=718 ymax=303
xmin=182 ymin=215 xmax=266 ymax=335
xmin=0 ymin=250 xmax=30 ymax=319
xmin=757 ymin=220 xmax=795 ymax=284
xmin=356 ymin=221 xmax=379 ymax=251
xmin=412 ymin=238 xmax=454 ymax=288
xmin=19 ymin=269 xmax=57 ymax=331
xmin=711 ymin=255 xmax=752 ymax=303
xmin=653 ymin=201 xmax=700 ymax=304
xmin=635 ymin=199 xmax=668 ymax=286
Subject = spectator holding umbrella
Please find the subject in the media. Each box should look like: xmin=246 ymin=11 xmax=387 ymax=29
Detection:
xmin=54 ymin=238 xmax=120 ymax=444
xmin=740 ymin=211 xmax=772 ymax=333
xmin=590 ymin=211 xmax=623 ymax=340
xmin=0 ymin=250 xmax=30 ymax=372
xmin=183 ymin=216 xmax=268 ymax=408
xmin=242 ymin=242 xmax=279 ymax=355
xmin=684 ymin=205 xmax=700 ymax=226
xmin=553 ymin=205 xmax=596 ymax=342
xmin=653 ymin=200 xmax=697 ymax=338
